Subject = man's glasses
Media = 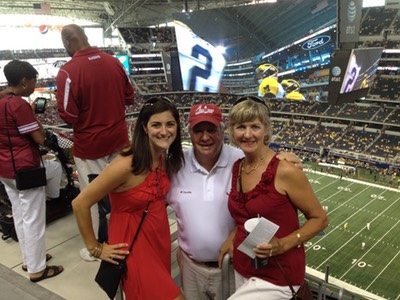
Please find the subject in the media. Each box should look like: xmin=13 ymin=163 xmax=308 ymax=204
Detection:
xmin=233 ymin=95 xmax=271 ymax=116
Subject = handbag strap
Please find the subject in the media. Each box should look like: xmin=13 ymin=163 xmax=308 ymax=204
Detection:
xmin=3 ymin=98 xmax=44 ymax=173
xmin=4 ymin=100 xmax=18 ymax=174
xmin=127 ymin=201 xmax=151 ymax=253
xmin=273 ymin=257 xmax=297 ymax=296
xmin=124 ymin=160 xmax=162 ymax=255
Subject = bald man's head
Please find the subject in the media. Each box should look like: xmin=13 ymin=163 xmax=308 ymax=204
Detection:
xmin=61 ymin=24 xmax=90 ymax=57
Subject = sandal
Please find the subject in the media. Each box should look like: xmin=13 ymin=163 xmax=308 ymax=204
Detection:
xmin=22 ymin=253 xmax=52 ymax=272
xmin=30 ymin=265 xmax=64 ymax=283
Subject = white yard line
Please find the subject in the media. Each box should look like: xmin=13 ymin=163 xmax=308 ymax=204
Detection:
xmin=306 ymin=267 xmax=387 ymax=300
xmin=305 ymin=170 xmax=400 ymax=298
xmin=339 ymin=219 xmax=400 ymax=279
xmin=366 ymin=248 xmax=400 ymax=291
xmin=315 ymin=189 xmax=396 ymax=269
xmin=305 ymin=169 xmax=400 ymax=193
xmin=307 ymin=184 xmax=374 ymax=253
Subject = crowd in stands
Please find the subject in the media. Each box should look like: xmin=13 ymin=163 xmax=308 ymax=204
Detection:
xmin=279 ymin=146 xmax=399 ymax=184
xmin=32 ymin=94 xmax=399 ymax=170
xmin=0 ymin=47 xmax=126 ymax=61
xmin=119 ymin=26 xmax=175 ymax=44
xmin=360 ymin=7 xmax=398 ymax=36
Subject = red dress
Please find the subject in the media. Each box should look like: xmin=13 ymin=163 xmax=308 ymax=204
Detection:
xmin=108 ymin=168 xmax=180 ymax=300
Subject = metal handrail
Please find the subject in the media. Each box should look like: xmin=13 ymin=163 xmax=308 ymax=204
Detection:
xmin=221 ymin=253 xmax=232 ymax=299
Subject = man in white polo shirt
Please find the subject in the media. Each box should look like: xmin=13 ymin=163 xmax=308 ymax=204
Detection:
xmin=166 ymin=103 xmax=301 ymax=300
xmin=166 ymin=103 xmax=241 ymax=299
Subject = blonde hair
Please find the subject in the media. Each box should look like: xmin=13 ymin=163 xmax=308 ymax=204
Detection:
xmin=229 ymin=99 xmax=273 ymax=146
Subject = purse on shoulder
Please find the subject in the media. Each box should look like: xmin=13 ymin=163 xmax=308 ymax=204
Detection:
xmin=290 ymin=280 xmax=313 ymax=300
xmin=94 ymin=201 xmax=151 ymax=299
xmin=4 ymin=100 xmax=47 ymax=191
xmin=15 ymin=166 xmax=46 ymax=190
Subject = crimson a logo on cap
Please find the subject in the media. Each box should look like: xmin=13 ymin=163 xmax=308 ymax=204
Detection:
xmin=195 ymin=105 xmax=214 ymax=115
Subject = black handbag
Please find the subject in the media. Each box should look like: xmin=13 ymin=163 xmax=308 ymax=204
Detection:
xmin=95 ymin=201 xmax=151 ymax=299
xmin=14 ymin=167 xmax=46 ymax=190
xmin=4 ymin=99 xmax=47 ymax=190
xmin=274 ymin=257 xmax=313 ymax=300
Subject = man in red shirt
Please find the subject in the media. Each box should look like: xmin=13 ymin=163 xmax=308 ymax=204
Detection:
xmin=56 ymin=24 xmax=134 ymax=261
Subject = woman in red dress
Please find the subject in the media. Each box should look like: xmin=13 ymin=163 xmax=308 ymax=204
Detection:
xmin=72 ymin=96 xmax=185 ymax=299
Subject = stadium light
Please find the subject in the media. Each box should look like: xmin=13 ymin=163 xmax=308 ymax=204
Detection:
xmin=216 ymin=45 xmax=226 ymax=54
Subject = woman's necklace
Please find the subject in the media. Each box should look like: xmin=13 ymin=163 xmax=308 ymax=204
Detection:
xmin=241 ymin=155 xmax=265 ymax=175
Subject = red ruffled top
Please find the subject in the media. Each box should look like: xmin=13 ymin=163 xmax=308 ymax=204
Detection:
xmin=228 ymin=154 xmax=306 ymax=286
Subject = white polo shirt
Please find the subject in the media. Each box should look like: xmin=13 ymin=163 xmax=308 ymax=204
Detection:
xmin=166 ymin=144 xmax=243 ymax=262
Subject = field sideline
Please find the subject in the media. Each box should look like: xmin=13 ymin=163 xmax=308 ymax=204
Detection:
xmin=303 ymin=170 xmax=400 ymax=300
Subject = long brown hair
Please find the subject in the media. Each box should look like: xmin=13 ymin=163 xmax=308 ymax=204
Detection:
xmin=121 ymin=96 xmax=184 ymax=177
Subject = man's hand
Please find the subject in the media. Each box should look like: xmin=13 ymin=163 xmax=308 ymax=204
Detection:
xmin=218 ymin=227 xmax=237 ymax=268
xmin=276 ymin=152 xmax=303 ymax=170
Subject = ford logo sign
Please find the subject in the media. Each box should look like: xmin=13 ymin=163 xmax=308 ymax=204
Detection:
xmin=302 ymin=35 xmax=331 ymax=50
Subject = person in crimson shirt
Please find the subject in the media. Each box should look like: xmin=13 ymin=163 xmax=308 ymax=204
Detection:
xmin=0 ymin=60 xmax=63 ymax=282
xmin=56 ymin=24 xmax=135 ymax=261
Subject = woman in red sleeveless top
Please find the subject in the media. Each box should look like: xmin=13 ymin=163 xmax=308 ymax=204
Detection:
xmin=72 ymin=97 xmax=185 ymax=300
xmin=225 ymin=96 xmax=328 ymax=299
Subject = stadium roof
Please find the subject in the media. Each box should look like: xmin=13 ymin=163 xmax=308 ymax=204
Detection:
xmin=0 ymin=0 xmax=388 ymax=59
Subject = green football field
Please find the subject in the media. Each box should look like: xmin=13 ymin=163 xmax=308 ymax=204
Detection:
xmin=302 ymin=170 xmax=400 ymax=300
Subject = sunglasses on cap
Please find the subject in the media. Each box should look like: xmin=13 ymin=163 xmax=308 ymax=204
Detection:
xmin=233 ymin=95 xmax=271 ymax=116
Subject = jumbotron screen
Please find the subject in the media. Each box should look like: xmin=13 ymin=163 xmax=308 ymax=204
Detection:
xmin=174 ymin=21 xmax=226 ymax=93
xmin=340 ymin=47 xmax=383 ymax=94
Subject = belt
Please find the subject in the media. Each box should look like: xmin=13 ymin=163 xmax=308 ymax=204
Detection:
xmin=181 ymin=248 xmax=219 ymax=268
xmin=199 ymin=261 xmax=219 ymax=268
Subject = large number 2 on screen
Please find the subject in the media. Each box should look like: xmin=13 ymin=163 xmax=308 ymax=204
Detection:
xmin=343 ymin=66 xmax=358 ymax=93
xmin=189 ymin=44 xmax=213 ymax=92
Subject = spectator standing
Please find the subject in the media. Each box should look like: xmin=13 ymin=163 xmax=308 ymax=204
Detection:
xmin=0 ymin=60 xmax=63 ymax=282
xmin=166 ymin=103 xmax=302 ymax=300
xmin=226 ymin=96 xmax=328 ymax=299
xmin=56 ymin=24 xmax=134 ymax=261
xmin=72 ymin=97 xmax=185 ymax=299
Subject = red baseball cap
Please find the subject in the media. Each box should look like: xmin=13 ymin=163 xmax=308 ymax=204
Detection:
xmin=188 ymin=104 xmax=224 ymax=128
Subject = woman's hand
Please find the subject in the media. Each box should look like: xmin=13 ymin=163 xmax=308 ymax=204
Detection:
xmin=253 ymin=237 xmax=282 ymax=258
xmin=98 ymin=243 xmax=130 ymax=265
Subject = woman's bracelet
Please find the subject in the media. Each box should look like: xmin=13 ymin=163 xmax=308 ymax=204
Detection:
xmin=296 ymin=232 xmax=302 ymax=248
xmin=89 ymin=242 xmax=103 ymax=258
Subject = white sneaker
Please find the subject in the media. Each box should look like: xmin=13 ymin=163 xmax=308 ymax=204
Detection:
xmin=80 ymin=248 xmax=100 ymax=262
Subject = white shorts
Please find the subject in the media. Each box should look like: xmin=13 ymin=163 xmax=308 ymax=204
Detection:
xmin=228 ymin=271 xmax=297 ymax=300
